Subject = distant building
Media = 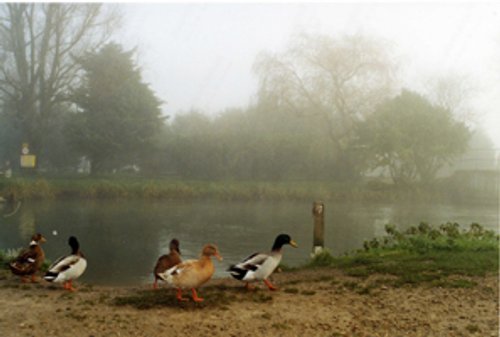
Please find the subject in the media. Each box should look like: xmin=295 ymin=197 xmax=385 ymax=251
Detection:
xmin=451 ymin=169 xmax=499 ymax=194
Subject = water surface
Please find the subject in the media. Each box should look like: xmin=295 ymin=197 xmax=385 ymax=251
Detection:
xmin=0 ymin=199 xmax=497 ymax=286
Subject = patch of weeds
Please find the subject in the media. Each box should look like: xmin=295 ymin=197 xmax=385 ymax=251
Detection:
xmin=284 ymin=288 xmax=299 ymax=294
xmin=345 ymin=267 xmax=370 ymax=278
xmin=98 ymin=293 xmax=111 ymax=304
xmin=79 ymin=284 xmax=93 ymax=292
xmin=356 ymin=283 xmax=378 ymax=295
xmin=330 ymin=333 xmax=345 ymax=337
xmin=59 ymin=292 xmax=75 ymax=300
xmin=341 ymin=281 xmax=375 ymax=295
xmin=431 ymin=278 xmax=477 ymax=289
xmin=261 ymin=312 xmax=272 ymax=320
xmin=314 ymin=275 xmax=337 ymax=283
xmin=481 ymin=286 xmax=495 ymax=295
xmin=370 ymin=278 xmax=395 ymax=288
xmin=356 ymin=287 xmax=370 ymax=295
xmin=79 ymin=299 xmax=96 ymax=306
xmin=307 ymin=249 xmax=336 ymax=267
xmin=251 ymin=292 xmax=273 ymax=303
xmin=65 ymin=311 xmax=87 ymax=321
xmin=111 ymin=314 xmax=129 ymax=325
xmin=465 ymin=324 xmax=480 ymax=334
xmin=272 ymin=322 xmax=290 ymax=330
xmin=321 ymin=222 xmax=498 ymax=286
xmin=342 ymin=281 xmax=360 ymax=291
xmin=394 ymin=272 xmax=443 ymax=287
xmin=301 ymin=290 xmax=316 ymax=296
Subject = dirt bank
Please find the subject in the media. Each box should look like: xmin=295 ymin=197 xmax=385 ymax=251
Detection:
xmin=0 ymin=268 xmax=498 ymax=337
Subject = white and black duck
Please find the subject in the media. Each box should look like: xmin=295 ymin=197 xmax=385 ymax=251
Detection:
xmin=44 ymin=236 xmax=87 ymax=291
xmin=228 ymin=234 xmax=297 ymax=291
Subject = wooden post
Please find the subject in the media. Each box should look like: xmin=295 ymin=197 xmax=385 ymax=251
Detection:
xmin=312 ymin=201 xmax=325 ymax=256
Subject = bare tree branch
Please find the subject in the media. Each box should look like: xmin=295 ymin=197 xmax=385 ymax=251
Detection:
xmin=0 ymin=3 xmax=120 ymax=164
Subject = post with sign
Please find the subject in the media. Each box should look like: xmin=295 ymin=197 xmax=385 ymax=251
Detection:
xmin=20 ymin=143 xmax=36 ymax=170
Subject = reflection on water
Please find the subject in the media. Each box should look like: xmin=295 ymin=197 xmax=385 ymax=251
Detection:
xmin=0 ymin=199 xmax=498 ymax=286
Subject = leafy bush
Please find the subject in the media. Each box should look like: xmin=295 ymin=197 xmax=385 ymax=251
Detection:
xmin=322 ymin=222 xmax=498 ymax=286
xmin=308 ymin=249 xmax=336 ymax=267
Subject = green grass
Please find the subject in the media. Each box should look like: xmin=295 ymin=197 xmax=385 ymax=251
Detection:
xmin=0 ymin=176 xmax=338 ymax=201
xmin=308 ymin=222 xmax=498 ymax=287
xmin=0 ymin=176 xmax=473 ymax=202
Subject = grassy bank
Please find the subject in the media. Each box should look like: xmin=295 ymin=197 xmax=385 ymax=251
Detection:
xmin=0 ymin=176 xmax=479 ymax=202
xmin=308 ymin=222 xmax=499 ymax=289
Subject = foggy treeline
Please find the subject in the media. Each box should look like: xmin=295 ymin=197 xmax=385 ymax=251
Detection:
xmin=0 ymin=4 xmax=497 ymax=186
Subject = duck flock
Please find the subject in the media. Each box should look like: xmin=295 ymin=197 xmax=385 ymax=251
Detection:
xmin=8 ymin=233 xmax=297 ymax=302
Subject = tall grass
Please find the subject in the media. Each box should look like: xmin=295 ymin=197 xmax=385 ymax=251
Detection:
xmin=0 ymin=176 xmax=464 ymax=202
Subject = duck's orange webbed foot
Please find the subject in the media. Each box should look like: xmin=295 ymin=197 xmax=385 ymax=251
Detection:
xmin=191 ymin=288 xmax=204 ymax=302
xmin=264 ymin=279 xmax=278 ymax=291
xmin=63 ymin=280 xmax=76 ymax=292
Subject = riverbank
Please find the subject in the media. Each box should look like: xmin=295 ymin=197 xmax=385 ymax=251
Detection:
xmin=0 ymin=175 xmax=493 ymax=203
xmin=1 ymin=223 xmax=498 ymax=336
xmin=0 ymin=268 xmax=497 ymax=337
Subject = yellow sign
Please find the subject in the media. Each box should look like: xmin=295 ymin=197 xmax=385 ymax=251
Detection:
xmin=20 ymin=155 xmax=36 ymax=168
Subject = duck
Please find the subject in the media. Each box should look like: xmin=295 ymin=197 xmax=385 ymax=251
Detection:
xmin=153 ymin=238 xmax=182 ymax=289
xmin=9 ymin=233 xmax=46 ymax=283
xmin=157 ymin=244 xmax=222 ymax=302
xmin=44 ymin=236 xmax=87 ymax=291
xmin=228 ymin=233 xmax=297 ymax=291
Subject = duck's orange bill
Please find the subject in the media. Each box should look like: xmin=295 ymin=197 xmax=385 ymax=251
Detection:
xmin=290 ymin=240 xmax=298 ymax=248
xmin=215 ymin=252 xmax=223 ymax=261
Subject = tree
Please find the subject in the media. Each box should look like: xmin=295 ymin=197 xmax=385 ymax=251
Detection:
xmin=70 ymin=43 xmax=164 ymax=174
xmin=0 ymin=3 xmax=119 ymax=169
xmin=253 ymin=33 xmax=397 ymax=180
xmin=425 ymin=73 xmax=477 ymax=124
xmin=358 ymin=90 xmax=470 ymax=185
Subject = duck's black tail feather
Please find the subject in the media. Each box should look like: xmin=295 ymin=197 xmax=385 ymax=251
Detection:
xmin=43 ymin=271 xmax=58 ymax=282
xmin=227 ymin=265 xmax=246 ymax=280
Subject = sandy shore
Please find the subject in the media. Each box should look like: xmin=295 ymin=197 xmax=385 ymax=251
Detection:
xmin=0 ymin=268 xmax=498 ymax=337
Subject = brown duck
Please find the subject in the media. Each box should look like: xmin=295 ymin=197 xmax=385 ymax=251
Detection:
xmin=9 ymin=233 xmax=46 ymax=282
xmin=153 ymin=238 xmax=182 ymax=289
xmin=158 ymin=244 xmax=222 ymax=302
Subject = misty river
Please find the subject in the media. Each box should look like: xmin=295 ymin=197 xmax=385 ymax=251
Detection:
xmin=0 ymin=199 xmax=498 ymax=286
